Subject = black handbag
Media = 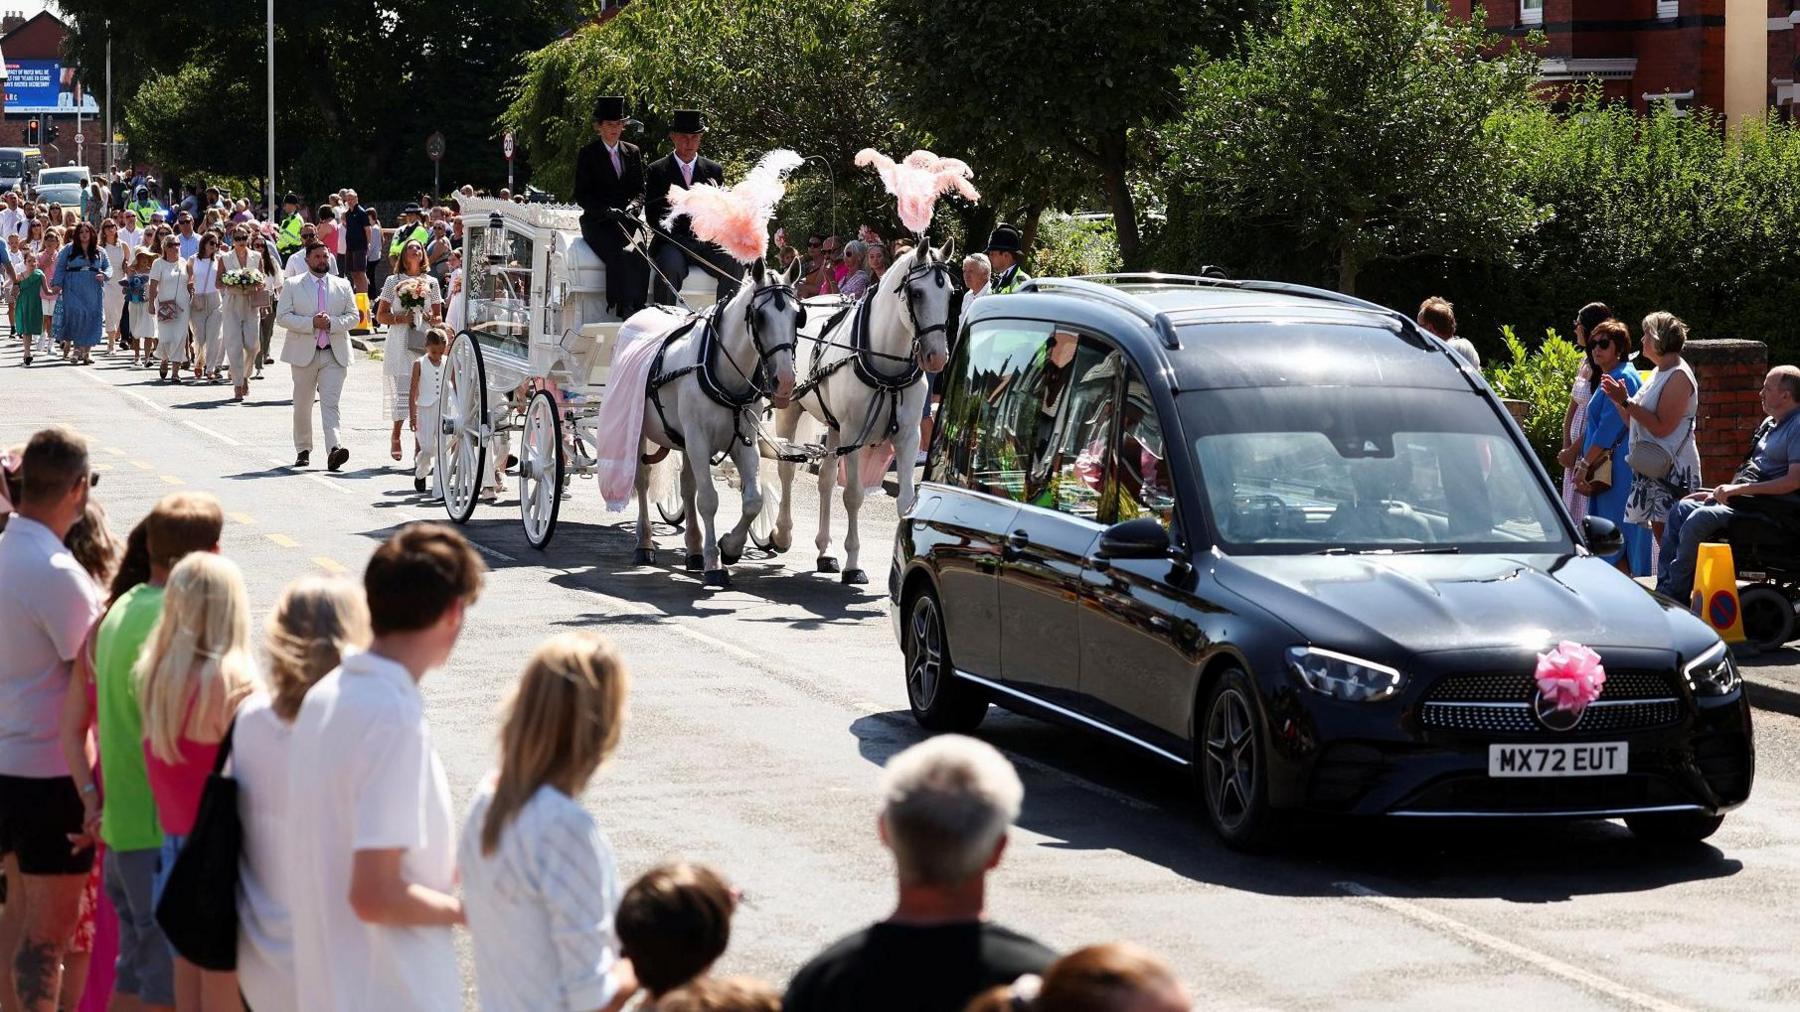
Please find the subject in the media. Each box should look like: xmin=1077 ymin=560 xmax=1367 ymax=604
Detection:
xmin=154 ymin=720 xmax=241 ymax=971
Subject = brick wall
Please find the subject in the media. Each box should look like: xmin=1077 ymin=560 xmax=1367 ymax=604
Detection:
xmin=1685 ymin=338 xmax=1769 ymax=483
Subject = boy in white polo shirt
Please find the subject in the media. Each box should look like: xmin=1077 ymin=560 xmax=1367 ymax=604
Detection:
xmin=287 ymin=523 xmax=485 ymax=1010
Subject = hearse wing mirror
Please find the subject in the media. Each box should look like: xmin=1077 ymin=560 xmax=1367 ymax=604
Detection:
xmin=1581 ymin=515 xmax=1623 ymax=557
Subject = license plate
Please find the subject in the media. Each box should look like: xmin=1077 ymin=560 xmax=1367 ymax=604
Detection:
xmin=1488 ymin=742 xmax=1628 ymax=778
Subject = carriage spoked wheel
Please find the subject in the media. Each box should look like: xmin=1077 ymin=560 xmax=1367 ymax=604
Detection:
xmin=655 ymin=450 xmax=686 ymax=529
xmin=518 ymin=389 xmax=564 ymax=550
xmin=438 ymin=332 xmax=488 ymax=525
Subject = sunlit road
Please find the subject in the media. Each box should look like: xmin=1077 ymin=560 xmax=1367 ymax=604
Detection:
xmin=9 ymin=338 xmax=1800 ymax=1011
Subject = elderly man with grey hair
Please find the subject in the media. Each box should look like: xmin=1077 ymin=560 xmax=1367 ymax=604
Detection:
xmin=784 ymin=735 xmax=1056 ymax=1012
xmin=962 ymin=252 xmax=992 ymax=300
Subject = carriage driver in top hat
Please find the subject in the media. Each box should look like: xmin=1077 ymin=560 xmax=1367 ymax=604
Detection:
xmin=572 ymin=95 xmax=650 ymax=316
xmin=985 ymin=222 xmax=1032 ymax=294
xmin=644 ymin=108 xmax=738 ymax=305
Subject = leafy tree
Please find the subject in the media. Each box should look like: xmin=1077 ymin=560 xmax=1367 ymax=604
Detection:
xmin=1485 ymin=325 xmax=1584 ymax=473
xmin=60 ymin=0 xmax=567 ymax=200
xmin=506 ymin=0 xmax=915 ymax=242
xmin=1160 ymin=0 xmax=1544 ymax=294
xmin=875 ymin=0 xmax=1248 ymax=267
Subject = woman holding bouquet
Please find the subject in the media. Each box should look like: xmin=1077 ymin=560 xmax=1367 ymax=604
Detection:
xmin=221 ymin=227 xmax=276 ymax=401
xmin=376 ymin=239 xmax=442 ymax=462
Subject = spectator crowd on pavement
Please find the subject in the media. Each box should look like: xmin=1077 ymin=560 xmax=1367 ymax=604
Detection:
xmin=0 ymin=422 xmax=1200 ymax=1011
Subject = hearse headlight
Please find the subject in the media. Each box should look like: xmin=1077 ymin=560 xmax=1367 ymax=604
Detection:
xmin=1286 ymin=647 xmax=1404 ymax=702
xmin=1683 ymin=641 xmax=1740 ymax=696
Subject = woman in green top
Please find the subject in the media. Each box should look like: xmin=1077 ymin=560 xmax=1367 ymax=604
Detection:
xmin=16 ymin=249 xmax=44 ymax=366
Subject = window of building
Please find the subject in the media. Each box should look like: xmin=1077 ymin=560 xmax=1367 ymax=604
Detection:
xmin=1520 ymin=0 xmax=1543 ymax=26
xmin=1657 ymin=0 xmax=1678 ymax=19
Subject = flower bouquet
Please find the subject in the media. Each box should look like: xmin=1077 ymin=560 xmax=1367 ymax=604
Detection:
xmin=223 ymin=267 xmax=271 ymax=309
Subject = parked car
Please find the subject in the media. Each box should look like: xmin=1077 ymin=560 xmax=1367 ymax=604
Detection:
xmin=890 ymin=273 xmax=1753 ymax=849
xmin=34 ymin=182 xmax=87 ymax=209
xmin=0 ymin=146 xmax=43 ymax=192
xmin=37 ymin=165 xmax=91 ymax=189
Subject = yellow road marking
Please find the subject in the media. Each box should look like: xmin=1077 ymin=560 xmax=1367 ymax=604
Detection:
xmin=228 ymin=512 xmax=255 ymax=525
xmin=159 ymin=475 xmax=184 ymax=485
xmin=105 ymin=447 xmax=125 ymax=457
xmin=266 ymin=533 xmax=299 ymax=548
xmin=131 ymin=460 xmax=153 ymax=470
xmin=92 ymin=463 xmax=113 ymax=472
xmin=312 ymin=556 xmax=347 ymax=574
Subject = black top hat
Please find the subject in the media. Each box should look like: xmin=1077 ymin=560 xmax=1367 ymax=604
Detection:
xmin=670 ymin=109 xmax=707 ymax=134
xmin=985 ymin=223 xmax=1023 ymax=254
xmin=592 ymin=95 xmax=627 ymax=122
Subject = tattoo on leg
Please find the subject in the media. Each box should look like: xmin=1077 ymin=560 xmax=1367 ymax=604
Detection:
xmin=14 ymin=937 xmax=59 ymax=1008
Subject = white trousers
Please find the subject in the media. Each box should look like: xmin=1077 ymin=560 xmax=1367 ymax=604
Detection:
xmin=222 ymin=302 xmax=261 ymax=387
xmin=290 ymin=346 xmax=347 ymax=453
xmin=190 ymin=292 xmax=224 ymax=371
xmin=415 ymin=400 xmax=443 ymax=496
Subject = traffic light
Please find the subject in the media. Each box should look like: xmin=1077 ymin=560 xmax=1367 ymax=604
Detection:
xmin=45 ymin=122 xmax=57 ymax=144
xmin=26 ymin=119 xmax=38 ymax=145
xmin=17 ymin=126 xmax=26 ymax=145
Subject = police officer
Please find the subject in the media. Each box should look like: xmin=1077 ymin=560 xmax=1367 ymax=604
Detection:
xmin=643 ymin=109 xmax=736 ymax=305
xmin=985 ymin=223 xmax=1031 ymax=294
xmin=386 ymin=204 xmax=430 ymax=267
xmin=276 ymin=192 xmax=306 ymax=257
xmin=128 ymin=186 xmax=160 ymax=228
xmin=572 ymin=95 xmax=649 ymax=316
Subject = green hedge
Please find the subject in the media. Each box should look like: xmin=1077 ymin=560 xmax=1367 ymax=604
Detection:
xmin=1483 ymin=326 xmax=1584 ymax=473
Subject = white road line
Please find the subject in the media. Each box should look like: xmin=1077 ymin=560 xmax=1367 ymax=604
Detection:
xmin=179 ymin=419 xmax=241 ymax=446
xmin=465 ymin=540 xmax=518 ymax=563
xmin=70 ymin=360 xmax=240 ymax=444
xmin=263 ymin=458 xmax=356 ymax=497
xmin=1335 ymin=882 xmax=1694 ymax=1012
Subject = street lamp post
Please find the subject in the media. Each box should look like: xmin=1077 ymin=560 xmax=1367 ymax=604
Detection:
xmin=801 ymin=154 xmax=838 ymax=242
xmin=104 ymin=24 xmax=111 ymax=170
xmin=265 ymin=0 xmax=275 ymax=220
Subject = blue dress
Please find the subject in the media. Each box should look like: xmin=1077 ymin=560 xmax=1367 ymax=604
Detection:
xmin=1584 ymin=365 xmax=1652 ymax=572
xmin=54 ymin=247 xmax=110 ymax=349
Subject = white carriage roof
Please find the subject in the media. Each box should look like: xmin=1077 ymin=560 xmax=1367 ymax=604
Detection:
xmin=461 ymin=196 xmax=584 ymax=232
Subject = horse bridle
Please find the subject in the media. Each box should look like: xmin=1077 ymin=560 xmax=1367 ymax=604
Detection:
xmin=724 ymin=280 xmax=801 ymax=399
xmin=896 ymin=254 xmax=956 ymax=362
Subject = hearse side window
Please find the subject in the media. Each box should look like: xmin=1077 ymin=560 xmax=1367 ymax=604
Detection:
xmin=937 ymin=319 xmax=1055 ymax=500
xmin=1026 ymin=335 xmax=1122 ymax=520
xmin=1109 ymin=369 xmax=1176 ymax=530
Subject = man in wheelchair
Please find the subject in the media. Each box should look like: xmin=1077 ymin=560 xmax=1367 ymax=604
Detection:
xmin=1657 ymin=365 xmax=1800 ymax=601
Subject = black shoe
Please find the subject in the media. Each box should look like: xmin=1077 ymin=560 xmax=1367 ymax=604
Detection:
xmin=263 ymin=356 xmax=274 ymax=365
xmin=414 ymin=475 xmax=426 ymax=493
xmin=294 ymin=450 xmax=310 ymax=468
xmin=327 ymin=447 xmax=349 ymax=472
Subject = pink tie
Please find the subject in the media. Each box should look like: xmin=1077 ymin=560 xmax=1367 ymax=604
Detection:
xmin=681 ymin=160 xmax=692 ymax=187
xmin=611 ymin=148 xmax=622 ymax=176
xmin=315 ymin=278 xmax=329 ymax=349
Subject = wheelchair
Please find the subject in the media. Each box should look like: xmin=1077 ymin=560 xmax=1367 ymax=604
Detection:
xmin=1725 ymin=495 xmax=1800 ymax=651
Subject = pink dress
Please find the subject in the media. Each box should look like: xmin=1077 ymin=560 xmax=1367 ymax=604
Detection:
xmin=1561 ymin=368 xmax=1591 ymax=524
xmin=143 ymin=729 xmax=220 ymax=837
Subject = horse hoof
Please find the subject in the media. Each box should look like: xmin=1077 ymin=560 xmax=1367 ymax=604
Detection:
xmin=685 ymin=554 xmax=705 ymax=572
xmin=703 ymin=570 xmax=731 ymax=588
xmin=817 ymin=557 xmax=840 ymax=573
xmin=721 ymin=547 xmax=742 ymax=566
xmin=841 ymin=568 xmax=869 ymax=586
xmin=632 ymin=548 xmax=655 ymax=566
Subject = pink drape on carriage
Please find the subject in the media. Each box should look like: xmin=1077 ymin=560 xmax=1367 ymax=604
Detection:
xmin=596 ymin=310 xmax=688 ymax=510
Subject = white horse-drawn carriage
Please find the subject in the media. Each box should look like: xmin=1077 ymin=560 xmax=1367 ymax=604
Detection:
xmin=437 ymin=149 xmax=961 ymax=586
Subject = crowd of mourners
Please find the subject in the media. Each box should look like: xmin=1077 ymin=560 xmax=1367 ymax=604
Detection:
xmin=1 ymin=431 xmax=1196 ymax=1011
xmin=1412 ymin=296 xmax=1800 ymax=603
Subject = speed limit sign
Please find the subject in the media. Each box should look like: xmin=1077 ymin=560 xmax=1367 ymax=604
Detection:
xmin=503 ymin=130 xmax=515 ymax=160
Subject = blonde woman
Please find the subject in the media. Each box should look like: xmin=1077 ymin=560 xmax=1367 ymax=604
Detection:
xmin=460 ymin=632 xmax=635 ymax=1012
xmin=376 ymin=240 xmax=442 ymax=461
xmin=235 ymin=576 xmax=370 ymax=1012
xmin=220 ymin=227 xmax=274 ymax=400
xmin=135 ymin=552 xmax=257 ymax=1011
xmin=147 ymin=236 xmax=192 ymax=382
xmin=101 ymin=219 xmax=130 ymax=351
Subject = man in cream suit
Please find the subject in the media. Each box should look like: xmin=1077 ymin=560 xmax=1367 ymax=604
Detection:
xmin=278 ymin=241 xmax=361 ymax=470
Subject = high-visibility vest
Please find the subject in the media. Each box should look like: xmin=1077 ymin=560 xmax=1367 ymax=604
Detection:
xmin=129 ymin=199 xmax=159 ymax=223
xmin=277 ymin=213 xmax=305 ymax=254
xmin=387 ymin=223 xmax=427 ymax=258
xmin=990 ymin=265 xmax=1032 ymax=295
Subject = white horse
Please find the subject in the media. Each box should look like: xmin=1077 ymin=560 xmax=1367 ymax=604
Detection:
xmin=633 ymin=259 xmax=802 ymax=587
xmin=772 ymin=241 xmax=955 ymax=583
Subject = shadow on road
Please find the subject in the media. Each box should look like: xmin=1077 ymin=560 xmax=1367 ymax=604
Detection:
xmin=847 ymin=708 xmax=1743 ymax=903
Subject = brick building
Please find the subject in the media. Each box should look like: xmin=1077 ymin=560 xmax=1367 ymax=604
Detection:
xmin=0 ymin=10 xmax=103 ymax=166
xmin=1450 ymin=0 xmax=1800 ymax=117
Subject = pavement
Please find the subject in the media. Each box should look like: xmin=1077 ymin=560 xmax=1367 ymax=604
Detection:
xmin=12 ymin=337 xmax=1800 ymax=1011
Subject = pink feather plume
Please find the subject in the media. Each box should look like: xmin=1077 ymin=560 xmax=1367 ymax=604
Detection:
xmin=855 ymin=148 xmax=980 ymax=236
xmin=661 ymin=149 xmax=804 ymax=264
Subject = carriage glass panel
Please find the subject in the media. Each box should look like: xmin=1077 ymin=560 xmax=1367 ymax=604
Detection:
xmin=468 ymin=223 xmax=535 ymax=361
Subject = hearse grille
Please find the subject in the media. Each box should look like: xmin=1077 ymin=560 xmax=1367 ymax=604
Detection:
xmin=1418 ymin=668 xmax=1683 ymax=735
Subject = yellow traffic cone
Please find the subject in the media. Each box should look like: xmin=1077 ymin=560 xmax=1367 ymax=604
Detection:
xmin=353 ymin=291 xmax=371 ymax=334
xmin=1691 ymin=541 xmax=1746 ymax=644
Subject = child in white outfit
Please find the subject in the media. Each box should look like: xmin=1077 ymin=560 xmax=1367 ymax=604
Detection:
xmin=410 ymin=328 xmax=448 ymax=500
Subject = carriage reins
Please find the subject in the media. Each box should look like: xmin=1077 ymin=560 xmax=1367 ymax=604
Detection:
xmin=791 ymin=256 xmax=952 ymax=455
xmin=645 ymin=282 xmax=800 ymax=461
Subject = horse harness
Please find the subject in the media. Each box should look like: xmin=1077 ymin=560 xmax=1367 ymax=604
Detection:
xmin=792 ymin=256 xmax=954 ymax=454
xmin=645 ymin=282 xmax=799 ymax=461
